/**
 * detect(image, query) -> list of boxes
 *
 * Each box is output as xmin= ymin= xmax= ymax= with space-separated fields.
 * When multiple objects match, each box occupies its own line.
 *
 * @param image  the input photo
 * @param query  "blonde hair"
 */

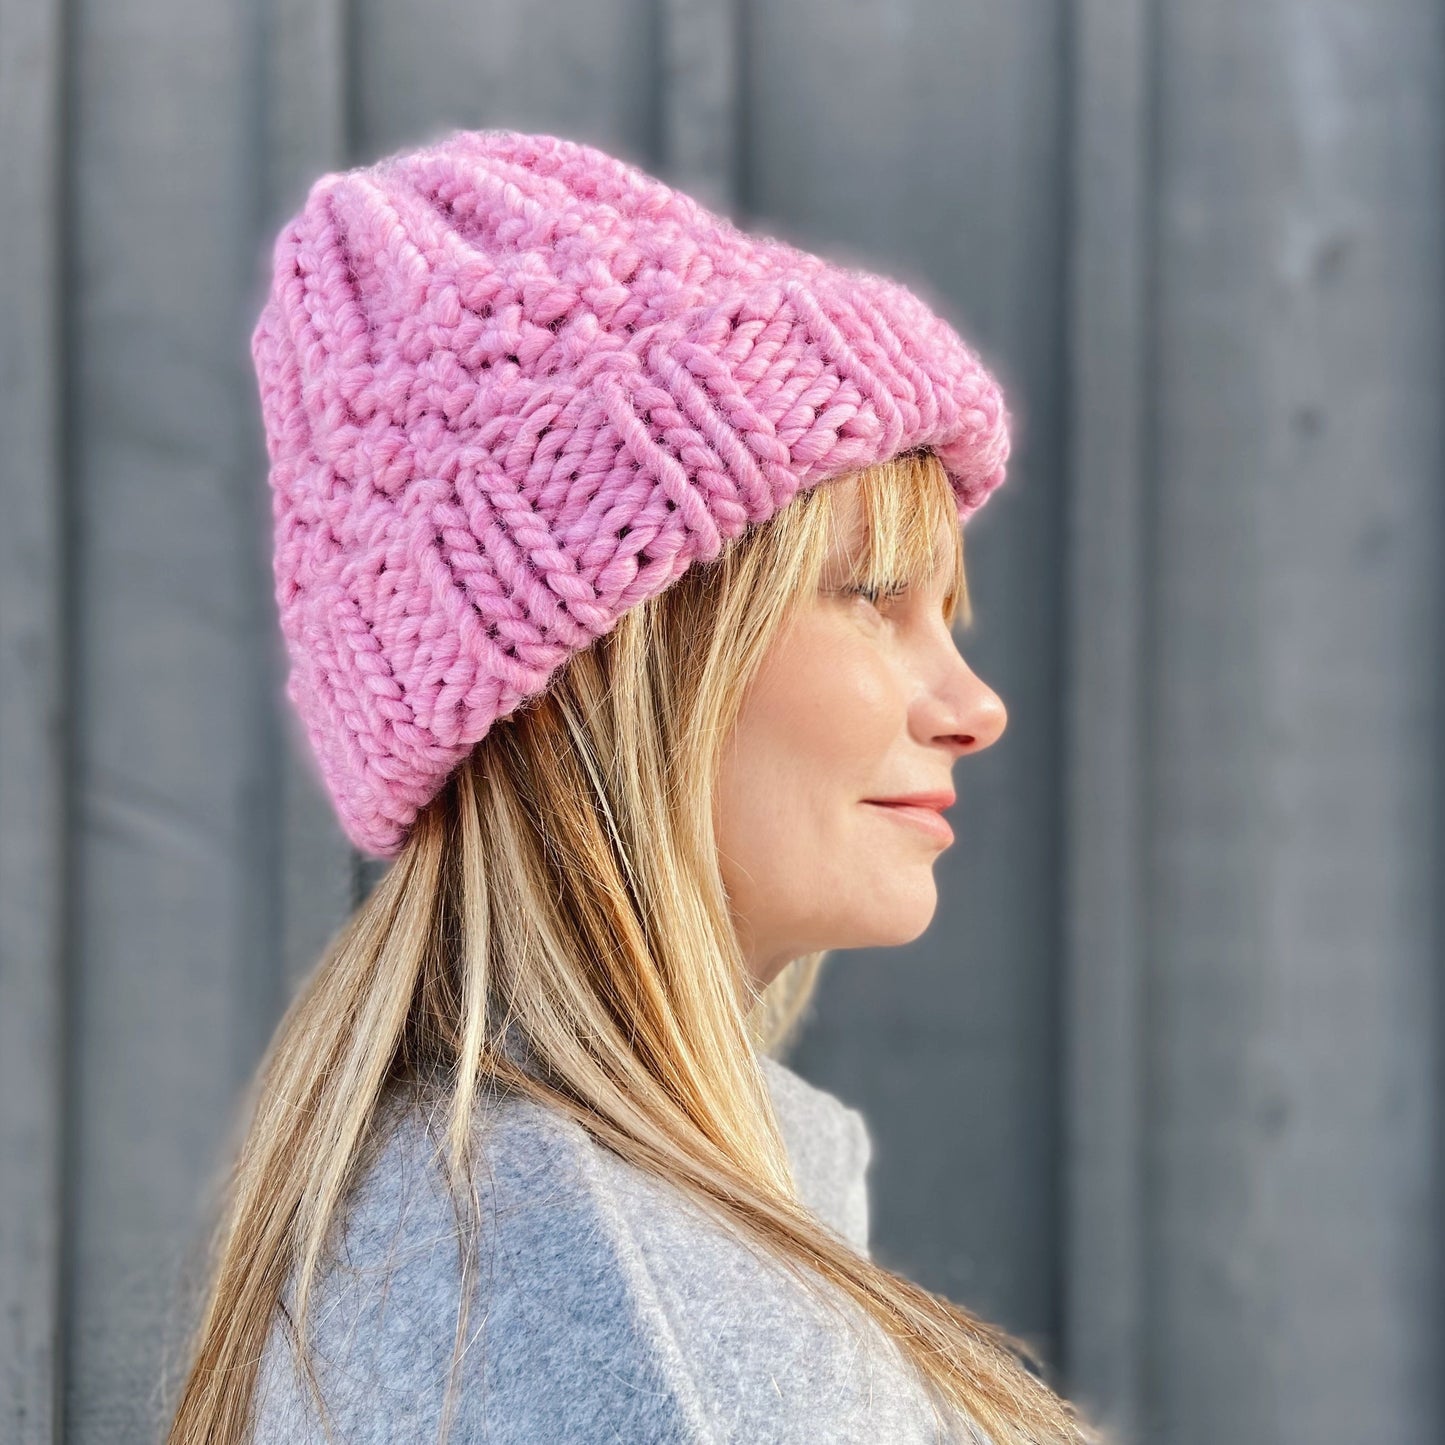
xmin=166 ymin=448 xmax=1106 ymax=1445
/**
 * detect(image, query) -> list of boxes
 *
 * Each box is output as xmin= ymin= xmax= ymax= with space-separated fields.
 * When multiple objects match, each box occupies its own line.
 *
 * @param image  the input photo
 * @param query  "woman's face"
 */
xmin=715 ymin=477 xmax=1008 ymax=993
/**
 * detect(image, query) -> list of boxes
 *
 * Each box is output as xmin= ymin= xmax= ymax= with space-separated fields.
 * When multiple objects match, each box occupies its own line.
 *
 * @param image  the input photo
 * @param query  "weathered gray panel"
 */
xmin=65 ymin=0 xmax=273 ymax=1436
xmin=0 ymin=2 xmax=68 ymax=1441
xmin=658 ymin=0 xmax=738 ymax=214
xmin=351 ymin=0 xmax=657 ymax=162
xmin=1063 ymin=0 xmax=1154 ymax=1439
xmin=1149 ymin=3 xmax=1444 ymax=1441
xmin=255 ymin=0 xmax=358 ymax=993
xmin=747 ymin=0 xmax=1070 ymax=1373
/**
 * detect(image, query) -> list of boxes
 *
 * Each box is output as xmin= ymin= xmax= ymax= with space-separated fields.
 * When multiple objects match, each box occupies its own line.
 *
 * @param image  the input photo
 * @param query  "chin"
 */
xmin=882 ymin=915 xmax=935 ymax=948
xmin=890 ymin=889 xmax=940 ymax=942
xmin=844 ymin=900 xmax=938 ymax=950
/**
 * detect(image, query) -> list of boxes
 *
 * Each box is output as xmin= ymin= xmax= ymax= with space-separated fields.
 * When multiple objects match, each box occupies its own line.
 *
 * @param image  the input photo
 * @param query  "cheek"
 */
xmin=717 ymin=622 xmax=898 ymax=863
xmin=774 ymin=622 xmax=897 ymax=767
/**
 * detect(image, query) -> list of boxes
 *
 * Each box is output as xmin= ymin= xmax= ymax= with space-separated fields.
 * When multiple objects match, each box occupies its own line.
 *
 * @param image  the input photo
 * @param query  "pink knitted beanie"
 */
xmin=251 ymin=127 xmax=1012 ymax=858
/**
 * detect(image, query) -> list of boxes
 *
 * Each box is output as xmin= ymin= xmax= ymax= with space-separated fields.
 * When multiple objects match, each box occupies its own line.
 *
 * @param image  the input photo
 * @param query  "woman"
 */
xmin=167 ymin=128 xmax=1105 ymax=1444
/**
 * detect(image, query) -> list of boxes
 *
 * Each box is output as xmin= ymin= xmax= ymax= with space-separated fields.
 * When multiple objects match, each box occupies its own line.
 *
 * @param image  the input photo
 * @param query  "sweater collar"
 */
xmin=491 ymin=1024 xmax=873 ymax=1255
xmin=758 ymin=1053 xmax=873 ymax=1256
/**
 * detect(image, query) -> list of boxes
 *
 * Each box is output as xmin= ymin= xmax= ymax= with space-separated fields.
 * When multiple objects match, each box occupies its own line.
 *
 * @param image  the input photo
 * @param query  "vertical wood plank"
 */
xmin=658 ymin=0 xmax=738 ymax=214
xmin=64 ymin=0 xmax=271 ymax=1435
xmin=1062 ymin=0 xmax=1155 ymax=1438
xmin=350 ymin=0 xmax=655 ymax=164
xmin=1150 ymin=3 xmax=1444 ymax=1439
xmin=255 ymin=0 xmax=359 ymax=995
xmin=0 ymin=1 xmax=68 ymax=1441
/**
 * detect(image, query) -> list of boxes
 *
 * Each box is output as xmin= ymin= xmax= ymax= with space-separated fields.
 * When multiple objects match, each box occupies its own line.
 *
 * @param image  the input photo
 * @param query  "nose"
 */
xmin=929 ymin=647 xmax=1007 ymax=756
xmin=954 ymin=678 xmax=1007 ymax=752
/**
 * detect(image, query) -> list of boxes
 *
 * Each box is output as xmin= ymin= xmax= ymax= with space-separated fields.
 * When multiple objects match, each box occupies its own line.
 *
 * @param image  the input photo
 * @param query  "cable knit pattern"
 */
xmin=251 ymin=127 xmax=1012 ymax=857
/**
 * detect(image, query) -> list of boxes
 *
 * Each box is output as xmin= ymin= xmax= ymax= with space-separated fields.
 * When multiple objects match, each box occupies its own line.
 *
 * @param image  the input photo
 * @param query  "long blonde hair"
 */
xmin=166 ymin=447 xmax=1105 ymax=1445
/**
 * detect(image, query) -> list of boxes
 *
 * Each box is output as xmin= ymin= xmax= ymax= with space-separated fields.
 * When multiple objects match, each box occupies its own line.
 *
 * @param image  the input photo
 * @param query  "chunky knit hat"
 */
xmin=251 ymin=127 xmax=1012 ymax=858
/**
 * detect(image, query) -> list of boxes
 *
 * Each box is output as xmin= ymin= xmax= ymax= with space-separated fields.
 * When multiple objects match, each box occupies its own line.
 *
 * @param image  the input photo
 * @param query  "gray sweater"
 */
xmin=251 ymin=1053 xmax=989 ymax=1443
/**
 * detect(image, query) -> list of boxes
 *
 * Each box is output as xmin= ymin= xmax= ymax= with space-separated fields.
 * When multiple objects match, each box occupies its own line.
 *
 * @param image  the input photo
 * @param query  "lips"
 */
xmin=862 ymin=791 xmax=956 ymax=811
xmin=862 ymin=798 xmax=955 ymax=844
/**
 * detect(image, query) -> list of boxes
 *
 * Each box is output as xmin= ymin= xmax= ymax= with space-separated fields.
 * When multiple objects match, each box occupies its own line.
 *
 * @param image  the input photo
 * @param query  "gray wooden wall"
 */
xmin=2 ymin=2 xmax=1440 ymax=1442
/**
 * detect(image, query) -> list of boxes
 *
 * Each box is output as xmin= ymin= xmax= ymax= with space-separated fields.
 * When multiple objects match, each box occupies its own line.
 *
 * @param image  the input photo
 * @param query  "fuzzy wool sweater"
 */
xmin=250 ymin=1050 xmax=990 ymax=1443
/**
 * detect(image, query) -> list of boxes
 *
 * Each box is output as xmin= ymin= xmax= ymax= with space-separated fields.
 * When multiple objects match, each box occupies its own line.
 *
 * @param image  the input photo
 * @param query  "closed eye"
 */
xmin=847 ymin=581 xmax=908 ymax=607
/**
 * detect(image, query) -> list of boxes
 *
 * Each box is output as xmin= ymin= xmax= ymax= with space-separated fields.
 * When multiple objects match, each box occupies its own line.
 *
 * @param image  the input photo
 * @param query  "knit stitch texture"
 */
xmin=251 ymin=127 xmax=1012 ymax=856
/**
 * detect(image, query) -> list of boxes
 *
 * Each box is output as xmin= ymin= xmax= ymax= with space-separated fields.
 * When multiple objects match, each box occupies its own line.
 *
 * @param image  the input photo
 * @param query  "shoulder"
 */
xmin=582 ymin=1108 xmax=951 ymax=1443
xmin=253 ymin=1078 xmax=948 ymax=1444
xmin=253 ymin=1086 xmax=700 ymax=1442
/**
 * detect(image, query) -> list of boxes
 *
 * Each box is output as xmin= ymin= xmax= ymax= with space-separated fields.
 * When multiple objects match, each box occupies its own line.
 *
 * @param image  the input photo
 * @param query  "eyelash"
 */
xmin=847 ymin=581 xmax=908 ymax=607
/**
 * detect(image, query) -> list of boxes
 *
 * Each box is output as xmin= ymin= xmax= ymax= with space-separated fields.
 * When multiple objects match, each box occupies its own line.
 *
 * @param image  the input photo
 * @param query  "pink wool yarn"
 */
xmin=251 ymin=127 xmax=1012 ymax=858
